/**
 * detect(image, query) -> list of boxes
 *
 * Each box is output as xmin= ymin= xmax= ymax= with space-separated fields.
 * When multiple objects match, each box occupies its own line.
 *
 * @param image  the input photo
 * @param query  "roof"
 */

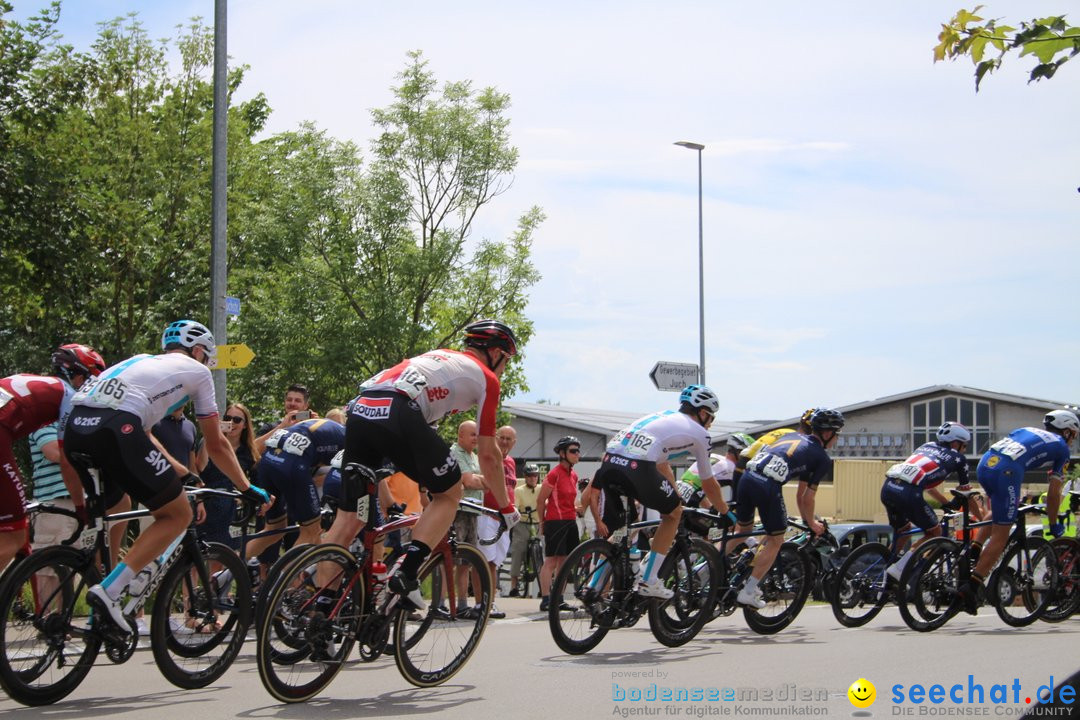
xmin=503 ymin=401 xmax=759 ymax=445
xmin=745 ymin=384 xmax=1072 ymax=434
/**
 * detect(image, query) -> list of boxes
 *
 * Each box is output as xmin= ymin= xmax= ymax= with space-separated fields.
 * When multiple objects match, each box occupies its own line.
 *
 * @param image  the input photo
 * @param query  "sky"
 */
xmin=15 ymin=1 xmax=1080 ymax=421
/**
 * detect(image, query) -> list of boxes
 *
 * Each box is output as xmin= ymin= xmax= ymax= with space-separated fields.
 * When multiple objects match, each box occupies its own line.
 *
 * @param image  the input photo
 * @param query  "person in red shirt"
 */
xmin=0 ymin=344 xmax=105 ymax=569
xmin=537 ymin=435 xmax=582 ymax=612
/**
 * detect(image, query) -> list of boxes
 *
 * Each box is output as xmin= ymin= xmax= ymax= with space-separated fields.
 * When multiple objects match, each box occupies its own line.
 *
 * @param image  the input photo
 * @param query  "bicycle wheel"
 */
xmin=0 ymin=546 xmax=100 ymax=706
xmin=743 ymin=543 xmax=811 ymax=635
xmin=897 ymin=537 xmax=960 ymax=632
xmin=256 ymin=544 xmax=363 ymax=703
xmin=991 ymin=536 xmax=1058 ymax=627
xmin=548 ymin=538 xmax=618 ymax=655
xmin=394 ymin=542 xmax=491 ymax=687
xmin=527 ymin=539 xmax=544 ymax=598
xmin=1042 ymin=538 xmax=1080 ymax=623
xmin=254 ymin=542 xmax=314 ymax=640
xmin=831 ymin=543 xmax=890 ymax=628
xmin=151 ymin=542 xmax=251 ymax=689
xmin=648 ymin=538 xmax=719 ymax=647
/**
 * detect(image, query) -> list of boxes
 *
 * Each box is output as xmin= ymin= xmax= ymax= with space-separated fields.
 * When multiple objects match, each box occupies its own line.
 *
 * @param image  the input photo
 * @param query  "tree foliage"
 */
xmin=935 ymin=6 xmax=1080 ymax=90
xmin=0 ymin=4 xmax=541 ymax=425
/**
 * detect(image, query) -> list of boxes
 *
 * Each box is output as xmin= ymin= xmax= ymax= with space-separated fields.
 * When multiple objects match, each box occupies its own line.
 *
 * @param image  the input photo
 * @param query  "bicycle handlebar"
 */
xmin=185 ymin=486 xmax=260 ymax=526
xmin=458 ymin=498 xmax=508 ymax=546
xmin=23 ymin=501 xmax=85 ymax=547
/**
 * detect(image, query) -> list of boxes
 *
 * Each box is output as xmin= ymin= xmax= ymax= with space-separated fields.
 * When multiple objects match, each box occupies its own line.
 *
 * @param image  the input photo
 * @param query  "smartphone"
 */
xmin=294 ymin=410 xmax=311 ymax=421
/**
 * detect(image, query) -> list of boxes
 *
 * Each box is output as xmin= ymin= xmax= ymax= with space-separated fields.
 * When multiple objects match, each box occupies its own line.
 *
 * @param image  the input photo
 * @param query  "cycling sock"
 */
xmin=639 ymin=551 xmax=666 ymax=583
xmin=970 ymin=571 xmax=985 ymax=587
xmin=743 ymin=575 xmax=760 ymax=594
xmin=399 ymin=540 xmax=432 ymax=579
xmin=102 ymin=563 xmax=135 ymax=600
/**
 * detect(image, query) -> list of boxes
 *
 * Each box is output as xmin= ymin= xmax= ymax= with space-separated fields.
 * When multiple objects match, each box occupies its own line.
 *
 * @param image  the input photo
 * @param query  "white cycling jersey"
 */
xmin=606 ymin=410 xmax=714 ymax=478
xmin=71 ymin=352 xmax=218 ymax=428
xmin=359 ymin=349 xmax=501 ymax=434
xmin=687 ymin=456 xmax=734 ymax=483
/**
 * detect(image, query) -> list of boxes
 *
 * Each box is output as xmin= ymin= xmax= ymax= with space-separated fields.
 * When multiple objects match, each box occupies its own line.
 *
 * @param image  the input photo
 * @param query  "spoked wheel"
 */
xmin=256 ymin=544 xmax=363 ymax=703
xmin=1042 ymin=538 xmax=1080 ymax=623
xmin=527 ymin=539 xmax=545 ymax=598
xmin=831 ymin=543 xmax=890 ymax=628
xmin=743 ymin=543 xmax=811 ymax=635
xmin=0 ymin=547 xmax=100 ymax=706
xmin=548 ymin=539 xmax=619 ymax=655
xmin=394 ymin=542 xmax=491 ymax=687
xmin=991 ymin=536 xmax=1058 ymax=627
xmin=897 ymin=537 xmax=960 ymax=632
xmin=648 ymin=538 xmax=719 ymax=647
xmin=151 ymin=542 xmax=252 ymax=689
xmin=254 ymin=543 xmax=315 ymax=639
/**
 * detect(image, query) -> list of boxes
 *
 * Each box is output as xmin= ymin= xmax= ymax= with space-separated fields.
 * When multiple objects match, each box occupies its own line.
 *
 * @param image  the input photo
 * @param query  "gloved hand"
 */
xmin=1049 ymin=522 xmax=1066 ymax=538
xmin=718 ymin=511 xmax=738 ymax=529
xmin=179 ymin=472 xmax=203 ymax=487
xmin=941 ymin=498 xmax=963 ymax=512
xmin=242 ymin=485 xmax=271 ymax=506
xmin=500 ymin=504 xmax=521 ymax=530
xmin=387 ymin=502 xmax=407 ymax=517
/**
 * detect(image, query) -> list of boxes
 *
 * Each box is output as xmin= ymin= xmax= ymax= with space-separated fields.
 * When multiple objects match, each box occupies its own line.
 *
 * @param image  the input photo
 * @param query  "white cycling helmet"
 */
xmin=679 ymin=384 xmax=720 ymax=413
xmin=1044 ymin=409 xmax=1080 ymax=434
xmin=936 ymin=421 xmax=971 ymax=444
xmin=162 ymin=319 xmax=217 ymax=365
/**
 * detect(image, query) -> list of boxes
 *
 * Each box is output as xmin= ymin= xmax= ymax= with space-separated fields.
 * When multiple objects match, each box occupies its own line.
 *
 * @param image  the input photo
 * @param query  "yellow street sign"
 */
xmin=214 ymin=343 xmax=255 ymax=370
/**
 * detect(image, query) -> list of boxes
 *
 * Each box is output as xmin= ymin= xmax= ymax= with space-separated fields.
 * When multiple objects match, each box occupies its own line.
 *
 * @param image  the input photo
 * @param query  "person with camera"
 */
xmin=254 ymin=383 xmax=318 ymax=455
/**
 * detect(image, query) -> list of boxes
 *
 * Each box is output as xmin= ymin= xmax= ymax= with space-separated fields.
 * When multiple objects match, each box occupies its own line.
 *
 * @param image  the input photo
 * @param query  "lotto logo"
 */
xmin=425 ymin=386 xmax=450 ymax=402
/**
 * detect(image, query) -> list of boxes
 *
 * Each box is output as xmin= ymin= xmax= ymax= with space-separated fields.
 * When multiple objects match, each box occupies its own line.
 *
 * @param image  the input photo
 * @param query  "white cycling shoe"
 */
xmin=635 ymin=578 xmax=674 ymax=600
xmin=736 ymin=586 xmax=766 ymax=609
xmin=87 ymin=584 xmax=133 ymax=633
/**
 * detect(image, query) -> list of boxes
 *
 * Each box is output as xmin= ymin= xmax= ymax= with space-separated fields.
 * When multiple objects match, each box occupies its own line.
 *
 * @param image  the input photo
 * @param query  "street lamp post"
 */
xmin=675 ymin=140 xmax=705 ymax=385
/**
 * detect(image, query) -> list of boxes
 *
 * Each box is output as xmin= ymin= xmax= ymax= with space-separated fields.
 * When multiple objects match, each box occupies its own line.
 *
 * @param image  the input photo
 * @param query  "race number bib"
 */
xmin=749 ymin=453 xmax=789 ymax=483
xmin=74 ymin=375 xmax=129 ymax=409
xmin=392 ymin=367 xmax=428 ymax=400
xmin=676 ymin=481 xmax=697 ymax=504
xmin=886 ymin=462 xmax=923 ymax=483
xmin=281 ymin=433 xmax=311 ymax=456
xmin=990 ymin=438 xmax=1026 ymax=460
xmin=355 ymin=494 xmax=370 ymax=521
xmin=612 ymin=428 xmax=655 ymax=458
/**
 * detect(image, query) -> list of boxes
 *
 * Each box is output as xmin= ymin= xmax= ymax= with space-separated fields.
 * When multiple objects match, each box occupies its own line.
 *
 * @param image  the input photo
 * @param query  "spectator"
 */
xmin=324 ymin=407 xmax=346 ymax=424
xmin=198 ymin=402 xmax=261 ymax=550
xmin=508 ymin=463 xmax=541 ymax=596
xmin=254 ymin=383 xmax=317 ymax=455
xmin=477 ymin=425 xmax=518 ymax=618
xmin=151 ymin=408 xmax=205 ymax=526
xmin=450 ymin=420 xmax=484 ymax=618
xmin=537 ymin=436 xmax=582 ymax=612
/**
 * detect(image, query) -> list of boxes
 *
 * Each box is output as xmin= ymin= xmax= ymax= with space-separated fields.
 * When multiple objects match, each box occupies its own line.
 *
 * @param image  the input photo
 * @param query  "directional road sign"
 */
xmin=649 ymin=361 xmax=700 ymax=391
xmin=214 ymin=343 xmax=255 ymax=370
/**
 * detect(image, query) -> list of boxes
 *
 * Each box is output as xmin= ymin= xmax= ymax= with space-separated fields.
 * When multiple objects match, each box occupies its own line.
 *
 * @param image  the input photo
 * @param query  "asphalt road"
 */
xmin=2 ymin=599 xmax=1077 ymax=719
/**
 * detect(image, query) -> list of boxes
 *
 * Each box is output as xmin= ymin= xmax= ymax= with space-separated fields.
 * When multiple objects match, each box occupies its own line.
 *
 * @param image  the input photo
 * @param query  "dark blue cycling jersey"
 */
xmin=263 ymin=418 xmax=345 ymax=466
xmin=743 ymin=433 xmax=832 ymax=488
xmin=884 ymin=441 xmax=969 ymax=490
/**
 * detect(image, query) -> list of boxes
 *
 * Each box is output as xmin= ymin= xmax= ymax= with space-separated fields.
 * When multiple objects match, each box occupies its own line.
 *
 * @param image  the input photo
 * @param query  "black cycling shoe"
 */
xmin=959 ymin=580 xmax=984 ymax=615
xmin=388 ymin=573 xmax=427 ymax=612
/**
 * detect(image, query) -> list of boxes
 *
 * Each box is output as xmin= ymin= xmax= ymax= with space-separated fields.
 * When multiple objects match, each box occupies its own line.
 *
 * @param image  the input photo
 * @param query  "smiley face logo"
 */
xmin=848 ymin=678 xmax=876 ymax=708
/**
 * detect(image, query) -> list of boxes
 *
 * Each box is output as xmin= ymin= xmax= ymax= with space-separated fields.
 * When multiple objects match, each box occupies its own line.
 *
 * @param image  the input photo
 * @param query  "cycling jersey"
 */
xmin=1 ymin=374 xmax=74 ymax=531
xmin=677 ymin=456 xmax=734 ymax=507
xmin=605 ymin=411 xmax=713 ymax=474
xmin=884 ymin=441 xmax=969 ymax=489
xmin=359 ymin=349 xmax=501 ymax=434
xmin=743 ymin=433 xmax=833 ymax=488
xmin=71 ymin=353 xmax=218 ymax=428
xmin=259 ymin=419 xmax=346 ymax=524
xmin=977 ymin=427 xmax=1072 ymax=525
xmin=264 ymin=418 xmax=345 ymax=467
xmin=739 ymin=428 xmax=795 ymax=461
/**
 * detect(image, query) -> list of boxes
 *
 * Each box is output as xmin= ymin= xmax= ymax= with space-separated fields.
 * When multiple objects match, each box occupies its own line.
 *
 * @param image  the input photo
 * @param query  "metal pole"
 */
xmin=675 ymin=141 xmax=706 ymax=385
xmin=210 ymin=0 xmax=228 ymax=411
xmin=696 ymin=148 xmax=705 ymax=385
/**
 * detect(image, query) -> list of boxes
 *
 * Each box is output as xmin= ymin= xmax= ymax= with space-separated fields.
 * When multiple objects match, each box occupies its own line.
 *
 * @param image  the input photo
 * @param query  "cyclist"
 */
xmin=64 ymin=320 xmax=270 ymax=631
xmin=733 ymin=408 xmax=843 ymax=608
xmin=0 ymin=344 xmax=105 ymax=570
xmin=881 ymin=421 xmax=972 ymax=580
xmin=960 ymin=409 xmax=1078 ymax=614
xmin=323 ymin=319 xmax=521 ymax=610
xmin=677 ymin=432 xmax=752 ymax=508
xmin=244 ymin=417 xmax=345 ymax=560
xmin=590 ymin=384 xmax=735 ymax=599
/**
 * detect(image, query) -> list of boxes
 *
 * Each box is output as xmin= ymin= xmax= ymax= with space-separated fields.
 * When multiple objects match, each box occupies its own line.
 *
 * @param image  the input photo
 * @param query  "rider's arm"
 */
xmin=927 ymin=486 xmax=950 ymax=507
xmin=700 ymin=475 xmax=729 ymax=515
xmin=656 ymin=461 xmax=678 ymax=494
xmin=796 ymin=480 xmax=823 ymax=534
xmin=1046 ymin=472 xmax=1064 ymax=526
xmin=476 ymin=434 xmax=510 ymax=509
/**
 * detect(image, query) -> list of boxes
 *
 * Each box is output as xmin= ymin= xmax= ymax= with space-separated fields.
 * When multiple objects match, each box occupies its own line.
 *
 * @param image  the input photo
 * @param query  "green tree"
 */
xmin=935 ymin=6 xmax=1080 ymax=90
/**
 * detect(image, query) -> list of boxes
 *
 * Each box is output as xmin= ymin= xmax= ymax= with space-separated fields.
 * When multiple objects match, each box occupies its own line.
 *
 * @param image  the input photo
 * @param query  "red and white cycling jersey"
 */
xmin=0 ymin=374 xmax=70 ymax=438
xmin=359 ymin=349 xmax=501 ymax=434
xmin=71 ymin=353 xmax=218 ymax=429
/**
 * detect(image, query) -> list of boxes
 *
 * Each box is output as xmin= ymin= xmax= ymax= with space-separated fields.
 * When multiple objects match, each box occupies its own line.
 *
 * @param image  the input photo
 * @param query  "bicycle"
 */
xmin=546 ymin=498 xmax=720 ymax=654
xmin=1041 ymin=490 xmax=1080 ymax=623
xmin=897 ymin=489 xmax=1058 ymax=631
xmin=510 ymin=507 xmax=543 ymax=598
xmin=0 ymin=456 xmax=257 ymax=706
xmin=829 ymin=511 xmax=960 ymax=628
xmin=255 ymin=463 xmax=507 ymax=703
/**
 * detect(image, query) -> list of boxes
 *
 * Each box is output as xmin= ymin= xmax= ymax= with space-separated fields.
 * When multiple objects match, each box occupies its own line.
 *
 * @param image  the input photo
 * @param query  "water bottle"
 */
xmin=628 ymin=548 xmax=643 ymax=579
xmin=127 ymin=560 xmax=159 ymax=597
xmin=372 ymin=561 xmax=389 ymax=601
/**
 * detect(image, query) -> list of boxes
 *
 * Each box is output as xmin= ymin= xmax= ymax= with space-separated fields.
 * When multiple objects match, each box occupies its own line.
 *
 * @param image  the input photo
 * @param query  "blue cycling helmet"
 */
xmin=679 ymin=384 xmax=720 ymax=413
xmin=162 ymin=320 xmax=216 ymax=365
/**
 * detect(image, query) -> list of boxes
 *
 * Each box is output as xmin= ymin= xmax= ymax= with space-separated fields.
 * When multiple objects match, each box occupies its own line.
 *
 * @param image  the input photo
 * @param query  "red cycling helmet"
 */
xmin=52 ymin=344 xmax=106 ymax=382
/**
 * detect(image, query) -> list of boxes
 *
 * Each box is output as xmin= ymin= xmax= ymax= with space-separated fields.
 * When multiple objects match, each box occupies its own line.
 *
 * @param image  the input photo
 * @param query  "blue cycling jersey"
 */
xmin=264 ymin=418 xmax=345 ymax=466
xmin=743 ymin=433 xmax=833 ymax=488
xmin=981 ymin=426 xmax=1070 ymax=476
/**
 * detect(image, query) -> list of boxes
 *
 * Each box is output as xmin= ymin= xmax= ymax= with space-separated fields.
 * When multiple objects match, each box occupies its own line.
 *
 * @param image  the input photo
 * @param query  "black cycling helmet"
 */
xmin=463 ymin=319 xmax=518 ymax=356
xmin=809 ymin=408 xmax=845 ymax=432
xmin=553 ymin=435 xmax=581 ymax=453
xmin=800 ymin=408 xmax=820 ymax=428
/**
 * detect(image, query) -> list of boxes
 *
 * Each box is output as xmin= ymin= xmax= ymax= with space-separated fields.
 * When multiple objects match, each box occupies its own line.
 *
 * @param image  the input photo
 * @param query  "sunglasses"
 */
xmin=567 ymin=448 xmax=581 ymax=454
xmin=222 ymin=414 xmax=246 ymax=424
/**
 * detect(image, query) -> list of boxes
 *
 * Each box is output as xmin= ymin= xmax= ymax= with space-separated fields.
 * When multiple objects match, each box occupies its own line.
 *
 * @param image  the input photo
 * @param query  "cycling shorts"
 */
xmin=257 ymin=452 xmax=321 ymax=524
xmin=0 ymin=424 xmax=29 ymax=532
xmin=592 ymin=455 xmax=679 ymax=516
xmin=734 ymin=471 xmax=787 ymax=535
xmin=880 ymin=478 xmax=938 ymax=531
xmin=64 ymin=408 xmax=181 ymax=512
xmin=341 ymin=392 xmax=461 ymax=510
xmin=976 ymin=452 xmax=1022 ymax=525
xmin=543 ymin=518 xmax=580 ymax=557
